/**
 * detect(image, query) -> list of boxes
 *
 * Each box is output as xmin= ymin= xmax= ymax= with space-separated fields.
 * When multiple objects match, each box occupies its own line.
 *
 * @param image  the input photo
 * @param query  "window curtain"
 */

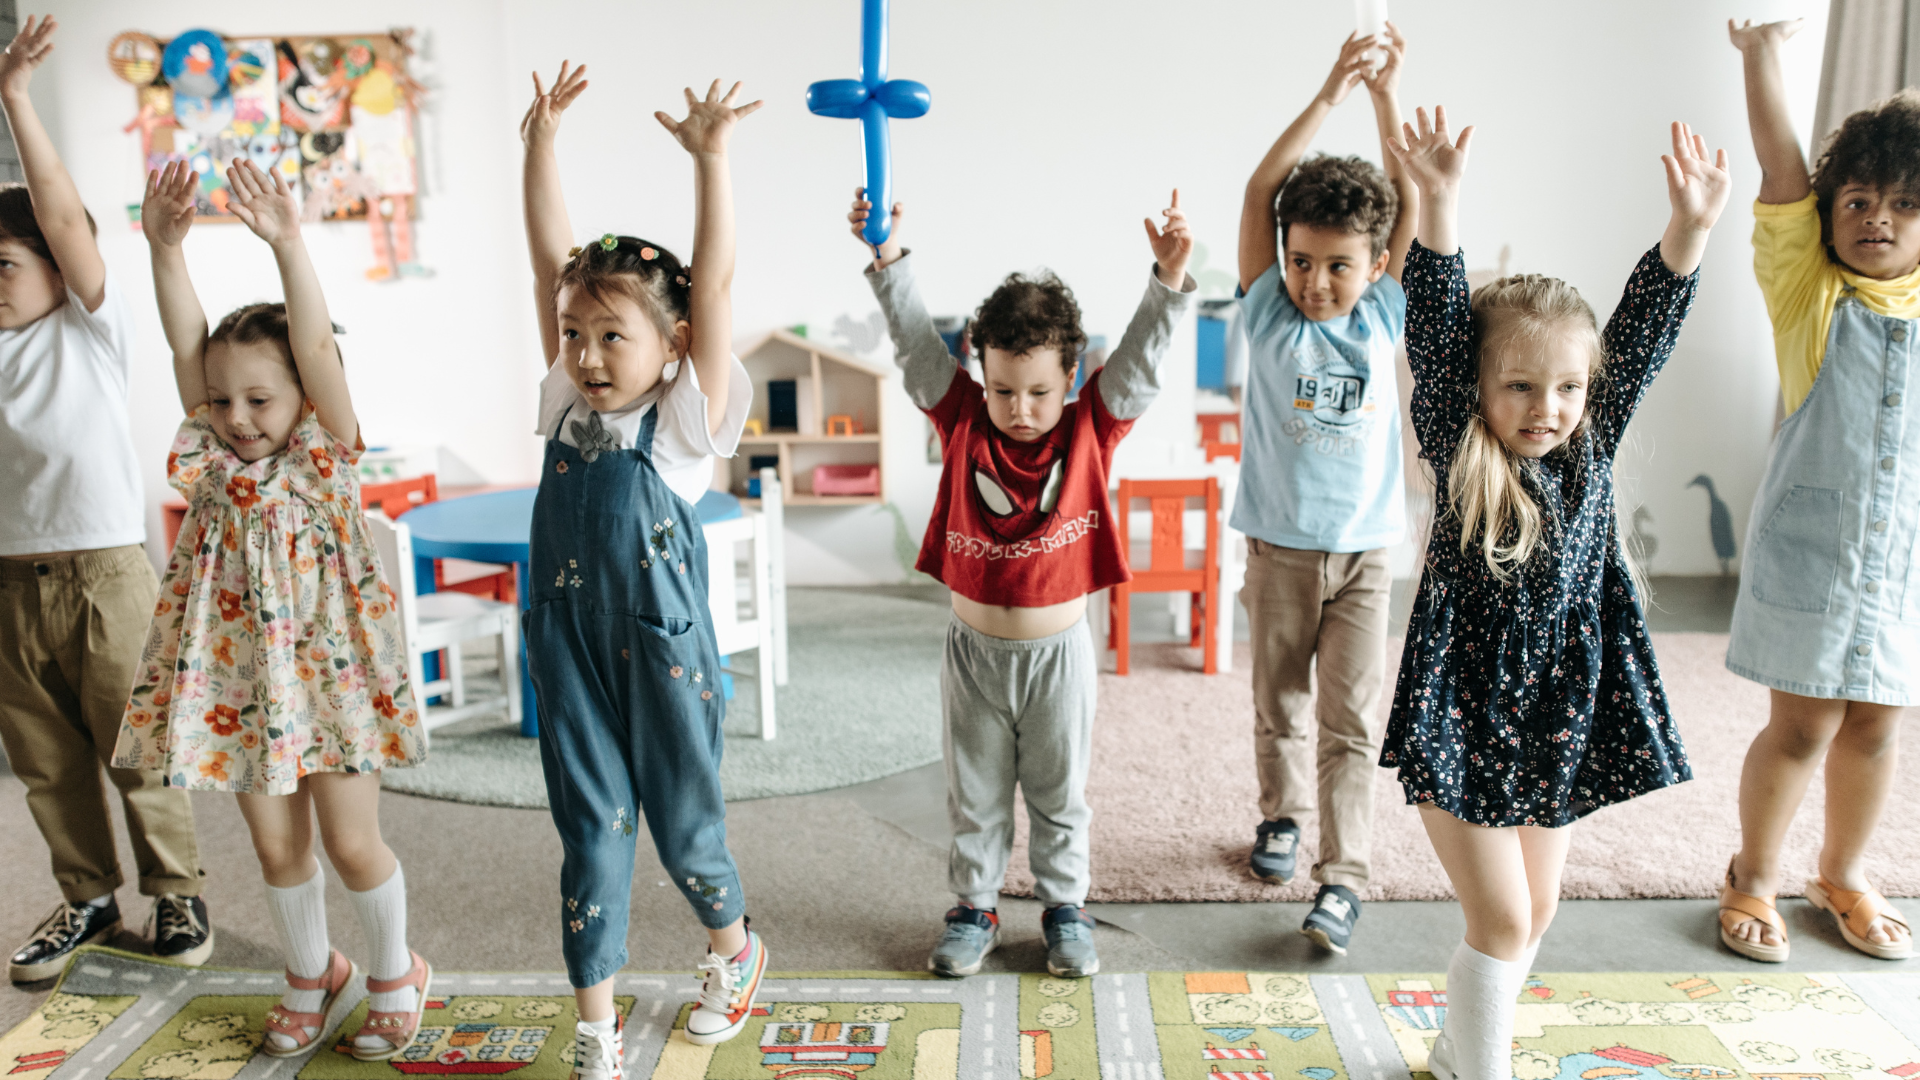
xmin=1813 ymin=0 xmax=1919 ymax=145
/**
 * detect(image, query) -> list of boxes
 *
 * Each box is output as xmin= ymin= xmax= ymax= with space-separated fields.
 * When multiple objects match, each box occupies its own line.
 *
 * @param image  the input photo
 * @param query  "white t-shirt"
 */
xmin=534 ymin=356 xmax=751 ymax=507
xmin=0 ymin=276 xmax=143 ymax=556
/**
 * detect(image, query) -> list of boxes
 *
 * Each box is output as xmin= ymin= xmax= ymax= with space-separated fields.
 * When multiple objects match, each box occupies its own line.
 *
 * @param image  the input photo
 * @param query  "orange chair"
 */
xmin=1108 ymin=477 xmax=1220 ymax=675
xmin=1197 ymin=411 xmax=1242 ymax=465
xmin=362 ymin=475 xmax=517 ymax=604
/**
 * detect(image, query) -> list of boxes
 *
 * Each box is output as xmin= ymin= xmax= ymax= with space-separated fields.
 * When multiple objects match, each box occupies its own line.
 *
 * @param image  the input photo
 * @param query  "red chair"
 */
xmin=1108 ymin=477 xmax=1220 ymax=675
xmin=362 ymin=475 xmax=517 ymax=603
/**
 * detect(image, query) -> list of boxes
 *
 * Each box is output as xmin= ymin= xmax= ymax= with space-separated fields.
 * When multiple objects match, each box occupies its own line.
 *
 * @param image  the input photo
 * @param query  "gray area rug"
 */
xmin=381 ymin=587 xmax=947 ymax=807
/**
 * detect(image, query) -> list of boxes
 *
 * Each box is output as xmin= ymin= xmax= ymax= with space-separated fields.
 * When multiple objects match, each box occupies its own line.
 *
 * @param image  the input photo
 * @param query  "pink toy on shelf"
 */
xmin=811 ymin=464 xmax=880 ymax=497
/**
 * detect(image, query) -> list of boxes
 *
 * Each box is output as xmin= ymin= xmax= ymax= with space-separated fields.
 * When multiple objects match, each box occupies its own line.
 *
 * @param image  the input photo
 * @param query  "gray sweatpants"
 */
xmin=942 ymin=613 xmax=1097 ymax=910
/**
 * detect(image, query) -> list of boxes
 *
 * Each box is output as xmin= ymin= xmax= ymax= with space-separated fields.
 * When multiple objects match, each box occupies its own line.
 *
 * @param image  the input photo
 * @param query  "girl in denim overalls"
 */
xmin=1718 ymin=23 xmax=1920 ymax=966
xmin=520 ymin=65 xmax=766 ymax=1073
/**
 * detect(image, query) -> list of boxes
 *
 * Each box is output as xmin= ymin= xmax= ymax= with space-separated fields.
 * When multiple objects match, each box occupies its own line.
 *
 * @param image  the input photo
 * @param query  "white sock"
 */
xmin=264 ymin=866 xmax=331 ymax=1050
xmin=84 ymin=894 xmax=114 ymax=909
xmin=1433 ymin=942 xmax=1530 ymax=1080
xmin=349 ymin=862 xmax=415 ymax=1050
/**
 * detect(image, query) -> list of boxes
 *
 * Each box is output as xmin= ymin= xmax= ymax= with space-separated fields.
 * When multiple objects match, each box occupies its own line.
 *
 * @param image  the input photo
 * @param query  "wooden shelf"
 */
xmin=740 ymin=433 xmax=881 ymax=444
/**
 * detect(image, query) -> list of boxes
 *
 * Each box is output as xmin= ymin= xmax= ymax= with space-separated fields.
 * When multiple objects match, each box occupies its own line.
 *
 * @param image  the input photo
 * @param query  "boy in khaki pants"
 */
xmin=1234 ymin=26 xmax=1416 ymax=953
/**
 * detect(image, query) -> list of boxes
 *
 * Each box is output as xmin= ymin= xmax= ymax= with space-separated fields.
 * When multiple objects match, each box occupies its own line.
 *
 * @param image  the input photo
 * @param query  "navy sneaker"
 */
xmin=1300 ymin=884 xmax=1361 ymax=955
xmin=1041 ymin=905 xmax=1099 ymax=978
xmin=150 ymin=895 xmax=214 ymax=967
xmin=928 ymin=906 xmax=998 ymax=978
xmin=11 ymin=899 xmax=121 ymax=982
xmin=1250 ymin=818 xmax=1301 ymax=884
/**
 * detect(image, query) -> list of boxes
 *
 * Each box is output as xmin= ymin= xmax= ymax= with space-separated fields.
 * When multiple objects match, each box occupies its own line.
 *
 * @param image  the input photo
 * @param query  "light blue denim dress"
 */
xmin=1727 ymin=295 xmax=1920 ymax=705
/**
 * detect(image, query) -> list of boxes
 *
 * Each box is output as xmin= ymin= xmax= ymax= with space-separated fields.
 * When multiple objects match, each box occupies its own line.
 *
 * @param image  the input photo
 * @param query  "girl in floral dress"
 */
xmin=1378 ymin=109 xmax=1731 ymax=1080
xmin=112 ymin=160 xmax=429 ymax=1061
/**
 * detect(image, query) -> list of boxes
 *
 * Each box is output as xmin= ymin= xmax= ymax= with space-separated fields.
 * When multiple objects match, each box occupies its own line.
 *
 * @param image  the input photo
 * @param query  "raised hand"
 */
xmin=1144 ymin=189 xmax=1193 ymax=286
xmin=0 ymin=15 xmax=55 ymax=102
xmin=1388 ymin=106 xmax=1475 ymax=194
xmin=1664 ymin=121 xmax=1733 ymax=234
xmin=850 ymin=187 xmax=904 ymax=267
xmin=521 ymin=61 xmax=589 ymax=147
xmin=225 ymin=159 xmax=301 ymax=247
xmin=656 ymin=79 xmax=763 ymax=157
xmin=1318 ymin=32 xmax=1378 ymax=108
xmin=1728 ymin=18 xmax=1802 ymax=53
xmin=1362 ymin=21 xmax=1406 ymax=96
xmin=142 ymin=161 xmax=199 ymax=248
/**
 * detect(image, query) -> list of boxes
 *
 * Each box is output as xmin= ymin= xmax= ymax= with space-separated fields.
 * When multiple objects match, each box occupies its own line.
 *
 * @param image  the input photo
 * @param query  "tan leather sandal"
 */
xmin=1719 ymin=857 xmax=1789 ymax=962
xmin=262 ymin=949 xmax=357 ymax=1058
xmin=1806 ymin=876 xmax=1913 ymax=960
xmin=350 ymin=950 xmax=433 ymax=1061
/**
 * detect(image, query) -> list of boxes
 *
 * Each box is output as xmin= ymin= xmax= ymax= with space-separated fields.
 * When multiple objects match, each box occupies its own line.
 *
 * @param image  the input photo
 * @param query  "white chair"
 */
xmin=703 ymin=468 xmax=786 ymax=739
xmin=364 ymin=511 xmax=523 ymax=732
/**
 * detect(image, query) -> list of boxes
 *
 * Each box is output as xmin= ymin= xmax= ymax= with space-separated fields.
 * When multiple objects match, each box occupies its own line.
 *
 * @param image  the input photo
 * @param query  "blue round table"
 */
xmin=402 ymin=487 xmax=743 ymax=736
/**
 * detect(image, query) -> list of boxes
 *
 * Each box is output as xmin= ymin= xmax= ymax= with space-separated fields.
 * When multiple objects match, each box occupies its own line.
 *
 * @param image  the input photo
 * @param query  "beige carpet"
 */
xmin=1005 ymin=633 xmax=1920 ymax=903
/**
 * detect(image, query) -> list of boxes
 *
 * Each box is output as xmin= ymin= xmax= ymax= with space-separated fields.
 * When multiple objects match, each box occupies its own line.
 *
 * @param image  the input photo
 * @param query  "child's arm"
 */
xmin=225 ymin=160 xmax=356 ymax=448
xmin=1658 ymin=121 xmax=1732 ymax=275
xmin=520 ymin=62 xmax=589 ymax=369
xmin=1364 ymin=23 xmax=1418 ymax=281
xmin=142 ymin=162 xmax=210 ymax=413
xmin=852 ymin=195 xmax=963 ymax=412
xmin=1387 ymin=106 xmax=1473 ymax=257
xmin=0 ymin=16 xmax=103 ymax=311
xmin=1385 ymin=106 xmax=1478 ymax=459
xmin=655 ymin=79 xmax=762 ymax=434
xmin=1238 ymin=32 xmax=1377 ymax=293
xmin=1099 ymin=192 xmax=1199 ymax=422
xmin=1728 ymin=19 xmax=1810 ymax=205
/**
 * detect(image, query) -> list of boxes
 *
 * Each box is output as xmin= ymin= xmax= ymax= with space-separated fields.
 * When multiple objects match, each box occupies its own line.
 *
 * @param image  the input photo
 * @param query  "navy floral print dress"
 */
xmin=1379 ymin=241 xmax=1697 ymax=827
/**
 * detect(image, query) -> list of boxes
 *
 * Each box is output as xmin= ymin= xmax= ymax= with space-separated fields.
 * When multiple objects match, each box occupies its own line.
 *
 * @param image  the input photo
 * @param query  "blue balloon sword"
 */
xmin=806 ymin=0 xmax=931 ymax=246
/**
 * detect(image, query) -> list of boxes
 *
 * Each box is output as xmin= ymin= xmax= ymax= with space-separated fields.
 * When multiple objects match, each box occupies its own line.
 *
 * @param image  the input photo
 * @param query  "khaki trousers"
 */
xmin=1241 ymin=540 xmax=1390 ymax=890
xmin=0 ymin=547 xmax=203 ymax=902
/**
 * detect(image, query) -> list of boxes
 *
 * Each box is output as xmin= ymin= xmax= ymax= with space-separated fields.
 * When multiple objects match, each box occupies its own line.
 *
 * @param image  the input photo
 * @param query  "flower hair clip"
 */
xmin=675 ymin=267 xmax=689 ymax=287
xmin=567 ymin=246 xmax=583 ymax=258
xmin=598 ymin=233 xmax=619 ymax=253
xmin=640 ymin=246 xmax=658 ymax=261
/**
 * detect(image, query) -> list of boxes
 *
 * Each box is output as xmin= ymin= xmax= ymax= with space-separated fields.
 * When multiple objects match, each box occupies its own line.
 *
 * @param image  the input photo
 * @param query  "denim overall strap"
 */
xmin=523 ymin=397 xmax=743 ymax=988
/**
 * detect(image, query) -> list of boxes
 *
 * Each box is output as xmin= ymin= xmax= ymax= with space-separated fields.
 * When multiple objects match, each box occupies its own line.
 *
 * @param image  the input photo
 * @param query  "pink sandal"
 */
xmin=262 ymin=949 xmax=357 ymax=1058
xmin=350 ymin=950 xmax=433 ymax=1061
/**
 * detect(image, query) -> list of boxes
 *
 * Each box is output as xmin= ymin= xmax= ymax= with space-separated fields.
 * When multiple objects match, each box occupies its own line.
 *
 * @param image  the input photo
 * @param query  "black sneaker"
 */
xmin=1250 ymin=818 xmax=1301 ymax=884
xmin=150 ymin=895 xmax=214 ymax=967
xmin=10 ymin=899 xmax=121 ymax=982
xmin=1300 ymin=884 xmax=1361 ymax=955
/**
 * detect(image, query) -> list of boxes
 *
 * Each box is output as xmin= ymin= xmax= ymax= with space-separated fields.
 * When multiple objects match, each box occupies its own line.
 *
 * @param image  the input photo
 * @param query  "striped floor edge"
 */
xmin=6 ymin=947 xmax=1920 ymax=1080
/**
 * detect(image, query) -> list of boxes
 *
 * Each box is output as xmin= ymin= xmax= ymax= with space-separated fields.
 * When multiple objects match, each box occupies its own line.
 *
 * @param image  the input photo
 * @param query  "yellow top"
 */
xmin=1753 ymin=194 xmax=1920 ymax=414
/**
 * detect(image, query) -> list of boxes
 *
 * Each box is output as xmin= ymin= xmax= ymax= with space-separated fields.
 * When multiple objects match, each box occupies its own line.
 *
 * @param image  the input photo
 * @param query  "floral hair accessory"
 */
xmin=598 ymin=233 xmax=618 ymax=252
xmin=640 ymin=246 xmax=657 ymax=261
xmin=567 ymin=246 xmax=582 ymax=258
xmin=674 ymin=273 xmax=689 ymax=287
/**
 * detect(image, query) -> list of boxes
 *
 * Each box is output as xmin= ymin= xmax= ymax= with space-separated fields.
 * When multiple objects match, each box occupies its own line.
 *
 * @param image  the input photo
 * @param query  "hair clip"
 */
xmin=640 ymin=246 xmax=657 ymax=261
xmin=599 ymin=234 xmax=619 ymax=252
xmin=567 ymin=246 xmax=582 ymax=258
xmin=674 ymin=274 xmax=688 ymax=287
xmin=330 ymin=321 xmax=346 ymax=335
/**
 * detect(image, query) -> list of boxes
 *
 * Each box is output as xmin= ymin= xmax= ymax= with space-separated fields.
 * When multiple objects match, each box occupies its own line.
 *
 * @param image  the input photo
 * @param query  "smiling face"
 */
xmin=0 ymin=237 xmax=66 ymax=329
xmin=1828 ymin=182 xmax=1920 ymax=280
xmin=1282 ymin=223 xmax=1387 ymax=322
xmin=204 ymin=339 xmax=305 ymax=462
xmin=557 ymin=282 xmax=686 ymax=413
xmin=982 ymin=346 xmax=1072 ymax=442
xmin=1477 ymin=324 xmax=1599 ymax=459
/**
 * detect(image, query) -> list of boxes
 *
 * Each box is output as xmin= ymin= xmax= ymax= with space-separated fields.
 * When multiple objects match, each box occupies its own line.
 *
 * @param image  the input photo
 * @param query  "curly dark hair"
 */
xmin=970 ymin=270 xmax=1086 ymax=376
xmin=1812 ymin=89 xmax=1920 ymax=226
xmin=0 ymin=183 xmax=96 ymax=270
xmin=1274 ymin=154 xmax=1397 ymax=258
xmin=553 ymin=234 xmax=692 ymax=343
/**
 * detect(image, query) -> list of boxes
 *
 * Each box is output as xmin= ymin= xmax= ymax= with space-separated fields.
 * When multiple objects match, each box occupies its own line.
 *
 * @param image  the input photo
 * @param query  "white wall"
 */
xmin=39 ymin=0 xmax=1826 ymax=580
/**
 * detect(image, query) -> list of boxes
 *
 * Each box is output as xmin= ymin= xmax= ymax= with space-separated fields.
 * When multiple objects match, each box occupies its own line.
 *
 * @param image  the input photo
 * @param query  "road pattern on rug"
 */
xmin=10 ymin=949 xmax=1920 ymax=1080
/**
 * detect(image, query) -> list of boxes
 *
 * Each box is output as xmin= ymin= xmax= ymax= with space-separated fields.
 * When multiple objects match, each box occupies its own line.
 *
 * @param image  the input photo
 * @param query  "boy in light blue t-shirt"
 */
xmin=1233 ymin=25 xmax=1416 ymax=954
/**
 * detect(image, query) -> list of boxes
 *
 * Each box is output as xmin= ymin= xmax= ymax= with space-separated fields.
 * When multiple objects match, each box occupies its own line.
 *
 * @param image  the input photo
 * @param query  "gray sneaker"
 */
xmin=1041 ymin=906 xmax=1099 ymax=978
xmin=927 ymin=906 xmax=998 ymax=978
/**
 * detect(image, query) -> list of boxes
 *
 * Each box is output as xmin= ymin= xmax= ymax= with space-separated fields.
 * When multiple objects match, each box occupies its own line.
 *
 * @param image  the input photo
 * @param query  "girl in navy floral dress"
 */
xmin=1380 ymin=108 xmax=1731 ymax=1080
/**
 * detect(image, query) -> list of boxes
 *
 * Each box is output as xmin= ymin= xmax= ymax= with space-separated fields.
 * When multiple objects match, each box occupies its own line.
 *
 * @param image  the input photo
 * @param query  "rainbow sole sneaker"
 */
xmin=685 ymin=931 xmax=767 ymax=1045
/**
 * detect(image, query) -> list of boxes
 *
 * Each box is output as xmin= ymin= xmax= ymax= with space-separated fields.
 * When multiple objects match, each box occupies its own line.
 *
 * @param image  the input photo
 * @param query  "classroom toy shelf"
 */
xmin=735 ymin=329 xmax=889 ymax=505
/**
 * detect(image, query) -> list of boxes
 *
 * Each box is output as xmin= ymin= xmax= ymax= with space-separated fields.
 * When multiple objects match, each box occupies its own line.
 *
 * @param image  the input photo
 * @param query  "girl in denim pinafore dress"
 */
xmin=1718 ymin=28 xmax=1920 ymax=968
xmin=519 ymin=65 xmax=768 ymax=1072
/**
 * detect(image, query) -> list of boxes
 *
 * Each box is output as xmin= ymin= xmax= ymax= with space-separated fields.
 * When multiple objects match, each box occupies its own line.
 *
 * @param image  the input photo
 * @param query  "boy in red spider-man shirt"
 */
xmin=849 ymin=187 xmax=1196 ymax=979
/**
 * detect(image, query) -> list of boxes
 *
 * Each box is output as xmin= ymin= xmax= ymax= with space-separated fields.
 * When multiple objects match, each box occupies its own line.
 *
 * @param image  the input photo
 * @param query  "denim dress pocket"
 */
xmin=1749 ymin=486 xmax=1845 ymax=613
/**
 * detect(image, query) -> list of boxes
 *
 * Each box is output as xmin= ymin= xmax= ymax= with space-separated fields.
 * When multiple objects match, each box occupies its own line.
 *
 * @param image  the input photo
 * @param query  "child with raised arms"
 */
xmin=849 ymin=187 xmax=1196 ymax=979
xmin=113 ymin=159 xmax=429 ymax=1060
xmin=1380 ymin=109 xmax=1729 ymax=1078
xmin=1717 ymin=18 xmax=1920 ymax=963
xmin=518 ymin=63 xmax=764 ymax=1074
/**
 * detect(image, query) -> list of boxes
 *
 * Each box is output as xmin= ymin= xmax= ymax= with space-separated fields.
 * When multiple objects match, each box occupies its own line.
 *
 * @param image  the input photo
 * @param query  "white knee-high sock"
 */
xmin=264 ymin=866 xmax=331 ymax=1049
xmin=1432 ymin=942 xmax=1529 ymax=1080
xmin=349 ymin=862 xmax=416 ymax=1050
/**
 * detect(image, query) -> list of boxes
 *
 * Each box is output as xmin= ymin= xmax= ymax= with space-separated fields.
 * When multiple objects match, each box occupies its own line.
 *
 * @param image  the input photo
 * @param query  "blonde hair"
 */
xmin=1448 ymin=274 xmax=1604 ymax=580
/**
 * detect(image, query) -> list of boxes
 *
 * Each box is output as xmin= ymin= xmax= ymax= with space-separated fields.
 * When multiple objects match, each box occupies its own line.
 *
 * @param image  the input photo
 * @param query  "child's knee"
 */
xmin=1838 ymin=710 xmax=1903 ymax=757
xmin=319 ymin=831 xmax=388 ymax=878
xmin=1530 ymin=895 xmax=1559 ymax=940
xmin=1770 ymin=715 xmax=1840 ymax=760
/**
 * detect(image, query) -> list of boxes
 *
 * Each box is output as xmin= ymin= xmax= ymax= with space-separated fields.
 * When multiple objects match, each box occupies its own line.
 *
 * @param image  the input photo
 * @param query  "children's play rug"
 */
xmin=12 ymin=949 xmax=1920 ymax=1080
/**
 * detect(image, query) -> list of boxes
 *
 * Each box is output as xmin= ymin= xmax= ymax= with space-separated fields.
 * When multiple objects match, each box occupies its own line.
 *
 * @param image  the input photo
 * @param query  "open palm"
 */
xmin=142 ymin=160 xmax=199 ymax=247
xmin=521 ymin=61 xmax=588 ymax=147
xmin=226 ymin=159 xmax=301 ymax=246
xmin=1664 ymin=121 xmax=1732 ymax=233
xmin=1389 ymin=106 xmax=1474 ymax=194
xmin=655 ymin=80 xmax=762 ymax=156
xmin=0 ymin=15 xmax=55 ymax=100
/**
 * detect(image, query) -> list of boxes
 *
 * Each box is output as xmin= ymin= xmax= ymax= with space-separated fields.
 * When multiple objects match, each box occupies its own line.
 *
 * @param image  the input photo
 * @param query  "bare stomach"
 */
xmin=949 ymin=591 xmax=1088 ymax=641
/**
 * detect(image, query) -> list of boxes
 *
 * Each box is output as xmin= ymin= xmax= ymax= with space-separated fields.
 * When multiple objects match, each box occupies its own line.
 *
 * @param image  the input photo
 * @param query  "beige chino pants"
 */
xmin=1241 ymin=540 xmax=1390 ymax=891
xmin=0 ymin=547 xmax=203 ymax=902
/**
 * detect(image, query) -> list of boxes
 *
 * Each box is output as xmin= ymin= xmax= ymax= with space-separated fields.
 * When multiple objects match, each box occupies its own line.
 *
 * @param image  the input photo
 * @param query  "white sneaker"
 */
xmin=1427 ymin=1030 xmax=1455 ymax=1080
xmin=571 ymin=1018 xmax=622 ymax=1080
xmin=684 ymin=932 xmax=766 ymax=1046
